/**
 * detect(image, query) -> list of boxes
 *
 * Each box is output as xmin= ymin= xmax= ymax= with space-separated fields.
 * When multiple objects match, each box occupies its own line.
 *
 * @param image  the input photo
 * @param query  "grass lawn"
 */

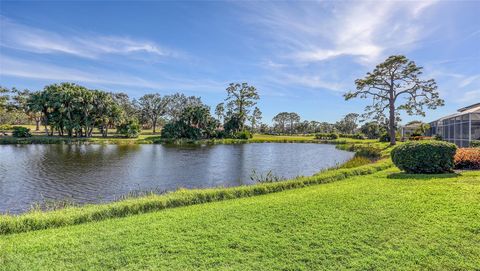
xmin=1 ymin=168 xmax=479 ymax=270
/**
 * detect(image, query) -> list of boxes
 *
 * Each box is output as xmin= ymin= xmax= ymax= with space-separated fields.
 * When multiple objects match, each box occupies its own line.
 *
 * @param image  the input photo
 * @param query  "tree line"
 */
xmin=0 ymin=55 xmax=444 ymax=143
xmin=0 ymin=82 xmax=262 ymax=139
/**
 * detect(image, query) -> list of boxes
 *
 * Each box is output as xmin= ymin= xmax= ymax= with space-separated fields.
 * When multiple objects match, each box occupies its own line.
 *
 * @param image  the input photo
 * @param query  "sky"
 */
xmin=1 ymin=0 xmax=479 ymax=124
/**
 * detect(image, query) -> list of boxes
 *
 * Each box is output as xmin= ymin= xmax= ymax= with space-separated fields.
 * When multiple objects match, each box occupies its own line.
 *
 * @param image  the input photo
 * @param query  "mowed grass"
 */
xmin=1 ymin=168 xmax=479 ymax=270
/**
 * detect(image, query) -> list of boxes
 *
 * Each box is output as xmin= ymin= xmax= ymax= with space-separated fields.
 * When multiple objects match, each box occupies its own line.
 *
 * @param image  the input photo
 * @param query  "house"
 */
xmin=400 ymin=122 xmax=423 ymax=139
xmin=428 ymin=103 xmax=480 ymax=147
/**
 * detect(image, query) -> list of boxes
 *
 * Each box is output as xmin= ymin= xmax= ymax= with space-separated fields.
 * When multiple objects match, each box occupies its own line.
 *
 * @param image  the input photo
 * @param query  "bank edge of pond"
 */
xmin=0 ymin=134 xmax=382 ymax=147
xmin=0 ymin=158 xmax=393 ymax=235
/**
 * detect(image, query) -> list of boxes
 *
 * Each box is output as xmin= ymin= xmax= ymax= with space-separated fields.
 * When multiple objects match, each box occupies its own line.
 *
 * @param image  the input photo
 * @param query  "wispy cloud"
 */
xmin=242 ymin=1 xmax=438 ymax=65
xmin=0 ymin=17 xmax=180 ymax=59
xmin=0 ymin=55 xmax=223 ymax=93
xmin=456 ymin=90 xmax=480 ymax=103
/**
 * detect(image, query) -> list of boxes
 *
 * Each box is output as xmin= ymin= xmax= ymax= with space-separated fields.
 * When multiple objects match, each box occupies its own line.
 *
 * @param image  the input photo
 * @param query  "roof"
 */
xmin=458 ymin=103 xmax=480 ymax=112
xmin=430 ymin=103 xmax=480 ymax=124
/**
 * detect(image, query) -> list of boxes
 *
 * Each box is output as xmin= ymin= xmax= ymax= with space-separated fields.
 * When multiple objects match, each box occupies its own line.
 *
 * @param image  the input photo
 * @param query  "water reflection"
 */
xmin=0 ymin=143 xmax=353 ymax=213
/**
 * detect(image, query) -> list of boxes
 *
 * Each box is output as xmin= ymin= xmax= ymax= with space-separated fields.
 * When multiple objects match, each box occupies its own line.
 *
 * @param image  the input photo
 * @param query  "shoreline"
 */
xmin=0 ymin=140 xmax=390 ymax=235
xmin=0 ymin=134 xmax=380 ymax=146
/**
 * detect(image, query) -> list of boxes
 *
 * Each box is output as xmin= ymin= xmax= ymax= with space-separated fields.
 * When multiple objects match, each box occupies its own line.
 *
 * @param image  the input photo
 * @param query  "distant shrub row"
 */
xmin=315 ymin=133 xmax=365 ymax=140
xmin=338 ymin=133 xmax=365 ymax=139
xmin=315 ymin=133 xmax=339 ymax=140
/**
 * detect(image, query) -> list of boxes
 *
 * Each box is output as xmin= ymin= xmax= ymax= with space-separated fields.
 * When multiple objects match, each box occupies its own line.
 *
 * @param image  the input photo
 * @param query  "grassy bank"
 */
xmin=1 ymin=168 xmax=479 ymax=270
xmin=0 ymin=160 xmax=392 ymax=235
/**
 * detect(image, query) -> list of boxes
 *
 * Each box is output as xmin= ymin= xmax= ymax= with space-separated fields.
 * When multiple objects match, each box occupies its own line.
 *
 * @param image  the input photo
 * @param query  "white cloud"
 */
xmin=0 ymin=17 xmax=179 ymax=59
xmin=241 ymin=1 xmax=438 ymax=65
xmin=0 ymin=55 xmax=223 ymax=92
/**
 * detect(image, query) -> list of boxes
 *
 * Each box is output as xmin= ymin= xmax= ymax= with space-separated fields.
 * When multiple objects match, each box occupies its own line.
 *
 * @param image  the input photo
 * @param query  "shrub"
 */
xmin=379 ymin=133 xmax=390 ymax=142
xmin=234 ymin=130 xmax=252 ymax=139
xmin=354 ymin=146 xmax=382 ymax=160
xmin=433 ymin=134 xmax=443 ymax=141
xmin=409 ymin=136 xmax=433 ymax=141
xmin=338 ymin=156 xmax=371 ymax=169
xmin=116 ymin=119 xmax=140 ymax=138
xmin=391 ymin=141 xmax=457 ymax=174
xmin=379 ymin=132 xmax=400 ymax=143
xmin=454 ymin=148 xmax=480 ymax=169
xmin=12 ymin=126 xmax=31 ymax=138
xmin=470 ymin=140 xmax=480 ymax=148
xmin=315 ymin=132 xmax=338 ymax=140
xmin=339 ymin=133 xmax=365 ymax=139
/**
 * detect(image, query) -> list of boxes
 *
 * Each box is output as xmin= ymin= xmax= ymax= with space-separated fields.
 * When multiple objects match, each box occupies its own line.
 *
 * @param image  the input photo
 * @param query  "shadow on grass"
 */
xmin=387 ymin=172 xmax=461 ymax=180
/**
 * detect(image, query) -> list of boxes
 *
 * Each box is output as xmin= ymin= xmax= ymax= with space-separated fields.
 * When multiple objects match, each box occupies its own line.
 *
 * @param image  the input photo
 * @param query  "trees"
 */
xmin=215 ymin=103 xmax=225 ymax=124
xmin=250 ymin=107 xmax=262 ymax=132
xmin=360 ymin=121 xmax=384 ymax=139
xmin=164 ymin=93 xmax=202 ymax=121
xmin=287 ymin=112 xmax=300 ymax=134
xmin=0 ymin=87 xmax=9 ymax=112
xmin=273 ymin=112 xmax=289 ymax=133
xmin=345 ymin=55 xmax=443 ymax=145
xmin=11 ymin=88 xmax=42 ymax=130
xmin=138 ymin=94 xmax=168 ymax=134
xmin=26 ymin=83 xmax=127 ymax=137
xmin=225 ymin=83 xmax=259 ymax=131
xmin=0 ymin=87 xmax=31 ymax=125
xmin=335 ymin=113 xmax=359 ymax=134
xmin=161 ymin=104 xmax=218 ymax=140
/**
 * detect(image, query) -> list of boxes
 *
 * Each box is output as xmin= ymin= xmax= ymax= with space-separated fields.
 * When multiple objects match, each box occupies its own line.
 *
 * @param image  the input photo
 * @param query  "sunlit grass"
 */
xmin=1 ymin=168 xmax=479 ymax=270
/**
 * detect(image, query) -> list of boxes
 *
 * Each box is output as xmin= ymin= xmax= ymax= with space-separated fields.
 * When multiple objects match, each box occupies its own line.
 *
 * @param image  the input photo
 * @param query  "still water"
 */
xmin=0 ymin=143 xmax=353 ymax=214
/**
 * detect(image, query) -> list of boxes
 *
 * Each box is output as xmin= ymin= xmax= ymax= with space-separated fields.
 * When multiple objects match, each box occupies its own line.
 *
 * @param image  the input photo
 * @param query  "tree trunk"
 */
xmin=152 ymin=120 xmax=156 ymax=134
xmin=35 ymin=119 xmax=40 ymax=131
xmin=389 ymin=101 xmax=396 ymax=146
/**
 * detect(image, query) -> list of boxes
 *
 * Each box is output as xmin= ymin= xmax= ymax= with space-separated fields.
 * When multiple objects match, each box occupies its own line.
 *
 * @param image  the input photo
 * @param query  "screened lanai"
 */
xmin=428 ymin=103 xmax=480 ymax=147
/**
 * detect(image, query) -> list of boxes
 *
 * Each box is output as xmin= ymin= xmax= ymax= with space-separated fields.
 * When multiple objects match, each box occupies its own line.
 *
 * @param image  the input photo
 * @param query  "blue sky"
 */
xmin=1 ymin=1 xmax=479 ymax=124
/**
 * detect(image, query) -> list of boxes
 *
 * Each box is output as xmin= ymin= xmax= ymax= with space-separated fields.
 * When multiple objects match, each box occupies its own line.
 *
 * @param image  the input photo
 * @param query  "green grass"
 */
xmin=1 ymin=168 xmax=479 ymax=270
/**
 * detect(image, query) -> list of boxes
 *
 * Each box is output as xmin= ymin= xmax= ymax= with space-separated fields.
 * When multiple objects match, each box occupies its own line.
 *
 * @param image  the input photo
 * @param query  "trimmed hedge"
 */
xmin=455 ymin=148 xmax=480 ymax=169
xmin=391 ymin=141 xmax=457 ymax=174
xmin=0 ymin=160 xmax=392 ymax=235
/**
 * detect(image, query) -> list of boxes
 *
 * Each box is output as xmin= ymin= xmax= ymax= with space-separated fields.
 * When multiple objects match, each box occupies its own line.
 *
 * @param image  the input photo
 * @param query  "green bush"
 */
xmin=339 ymin=133 xmax=365 ymax=139
xmin=433 ymin=134 xmax=443 ymax=141
xmin=379 ymin=132 xmax=400 ymax=143
xmin=354 ymin=146 xmax=382 ymax=160
xmin=116 ymin=119 xmax=140 ymax=138
xmin=391 ymin=141 xmax=457 ymax=174
xmin=379 ymin=133 xmax=390 ymax=142
xmin=470 ymin=140 xmax=480 ymax=148
xmin=234 ymin=130 xmax=252 ymax=139
xmin=315 ymin=132 xmax=338 ymax=140
xmin=12 ymin=126 xmax=32 ymax=138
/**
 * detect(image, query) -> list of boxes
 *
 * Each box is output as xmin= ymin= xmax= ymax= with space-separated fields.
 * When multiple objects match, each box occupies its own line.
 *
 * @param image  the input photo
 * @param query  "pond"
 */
xmin=0 ymin=143 xmax=353 ymax=214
